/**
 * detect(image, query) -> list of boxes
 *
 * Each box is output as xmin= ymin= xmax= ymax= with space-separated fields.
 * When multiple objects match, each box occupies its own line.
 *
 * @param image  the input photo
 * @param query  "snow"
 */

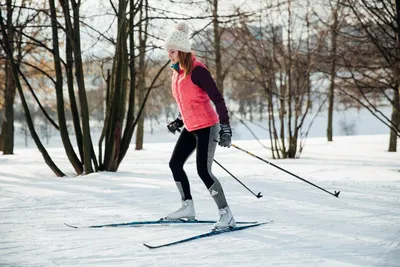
xmin=1 ymin=133 xmax=400 ymax=266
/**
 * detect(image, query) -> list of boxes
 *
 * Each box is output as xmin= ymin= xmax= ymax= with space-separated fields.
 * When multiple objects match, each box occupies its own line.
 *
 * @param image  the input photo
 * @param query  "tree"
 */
xmin=50 ymin=0 xmax=85 ymax=173
xmin=1 ymin=1 xmax=19 ymax=154
xmin=230 ymin=0 xmax=326 ymax=158
xmin=0 ymin=3 xmax=65 ymax=175
xmin=326 ymin=0 xmax=346 ymax=142
xmin=0 ymin=0 xmax=59 ymax=155
xmin=343 ymin=0 xmax=400 ymax=151
xmin=99 ymin=0 xmax=170 ymax=169
xmin=1 ymin=0 xmax=170 ymax=175
xmin=191 ymin=0 xmax=253 ymax=97
xmin=135 ymin=0 xmax=149 ymax=151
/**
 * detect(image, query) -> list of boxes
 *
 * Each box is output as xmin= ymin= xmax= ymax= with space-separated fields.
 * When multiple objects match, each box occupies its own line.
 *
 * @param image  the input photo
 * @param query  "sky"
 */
xmin=76 ymin=0 xmax=329 ymax=59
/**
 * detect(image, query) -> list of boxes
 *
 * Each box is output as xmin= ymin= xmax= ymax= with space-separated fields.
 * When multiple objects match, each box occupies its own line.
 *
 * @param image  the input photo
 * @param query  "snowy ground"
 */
xmin=1 ymin=134 xmax=400 ymax=267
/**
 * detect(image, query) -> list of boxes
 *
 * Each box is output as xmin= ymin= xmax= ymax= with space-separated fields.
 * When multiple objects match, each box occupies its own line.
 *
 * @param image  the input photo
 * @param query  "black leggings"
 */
xmin=169 ymin=124 xmax=220 ymax=201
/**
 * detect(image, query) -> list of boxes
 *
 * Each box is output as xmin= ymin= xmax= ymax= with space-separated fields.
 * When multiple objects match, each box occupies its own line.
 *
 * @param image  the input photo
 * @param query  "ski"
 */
xmin=64 ymin=218 xmax=257 ymax=229
xmin=143 ymin=220 xmax=273 ymax=249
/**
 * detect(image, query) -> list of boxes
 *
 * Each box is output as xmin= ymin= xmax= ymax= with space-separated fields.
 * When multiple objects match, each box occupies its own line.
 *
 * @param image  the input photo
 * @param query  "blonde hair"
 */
xmin=178 ymin=51 xmax=193 ymax=77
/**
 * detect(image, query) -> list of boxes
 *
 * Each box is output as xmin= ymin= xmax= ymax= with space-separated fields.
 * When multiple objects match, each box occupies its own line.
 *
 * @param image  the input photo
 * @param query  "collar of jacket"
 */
xmin=171 ymin=62 xmax=180 ymax=71
xmin=171 ymin=54 xmax=197 ymax=73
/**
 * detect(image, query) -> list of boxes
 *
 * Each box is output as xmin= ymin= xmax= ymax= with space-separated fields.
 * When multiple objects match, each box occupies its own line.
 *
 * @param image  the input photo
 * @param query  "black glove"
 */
xmin=167 ymin=118 xmax=184 ymax=134
xmin=219 ymin=124 xmax=232 ymax=147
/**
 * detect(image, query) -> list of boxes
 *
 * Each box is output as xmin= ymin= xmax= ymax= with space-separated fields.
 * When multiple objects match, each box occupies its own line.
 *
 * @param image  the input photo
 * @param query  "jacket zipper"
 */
xmin=175 ymin=72 xmax=183 ymax=120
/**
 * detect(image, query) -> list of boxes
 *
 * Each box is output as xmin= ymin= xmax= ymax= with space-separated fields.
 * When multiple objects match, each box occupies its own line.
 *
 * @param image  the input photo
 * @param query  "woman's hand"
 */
xmin=219 ymin=124 xmax=232 ymax=147
xmin=167 ymin=118 xmax=184 ymax=134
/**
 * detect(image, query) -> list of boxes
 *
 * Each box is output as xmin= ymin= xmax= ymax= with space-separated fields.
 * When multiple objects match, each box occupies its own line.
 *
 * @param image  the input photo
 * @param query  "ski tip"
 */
xmin=334 ymin=191 xmax=341 ymax=198
xmin=143 ymin=243 xmax=157 ymax=249
xmin=255 ymin=220 xmax=273 ymax=225
xmin=237 ymin=221 xmax=258 ymax=224
xmin=249 ymin=220 xmax=273 ymax=227
xmin=64 ymin=223 xmax=78 ymax=229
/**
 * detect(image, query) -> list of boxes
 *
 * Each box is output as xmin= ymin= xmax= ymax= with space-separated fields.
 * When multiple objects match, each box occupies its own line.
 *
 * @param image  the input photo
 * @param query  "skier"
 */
xmin=164 ymin=21 xmax=236 ymax=230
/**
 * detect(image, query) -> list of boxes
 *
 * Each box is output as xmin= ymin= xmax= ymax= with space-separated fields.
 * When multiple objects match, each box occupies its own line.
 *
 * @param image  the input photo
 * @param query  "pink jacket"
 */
xmin=171 ymin=58 xmax=219 ymax=132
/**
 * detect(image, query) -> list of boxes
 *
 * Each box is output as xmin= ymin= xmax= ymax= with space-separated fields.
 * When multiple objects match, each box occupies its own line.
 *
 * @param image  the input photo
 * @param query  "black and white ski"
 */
xmin=64 ymin=218 xmax=257 ymax=229
xmin=143 ymin=220 xmax=273 ymax=249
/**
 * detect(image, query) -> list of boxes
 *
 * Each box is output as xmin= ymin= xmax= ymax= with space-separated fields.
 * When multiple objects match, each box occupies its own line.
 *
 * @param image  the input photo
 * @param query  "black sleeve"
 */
xmin=191 ymin=66 xmax=230 ymax=125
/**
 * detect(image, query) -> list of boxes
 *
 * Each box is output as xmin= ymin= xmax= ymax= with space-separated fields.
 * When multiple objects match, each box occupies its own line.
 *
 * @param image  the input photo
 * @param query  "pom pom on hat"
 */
xmin=164 ymin=21 xmax=191 ymax=53
xmin=175 ymin=21 xmax=190 ymax=35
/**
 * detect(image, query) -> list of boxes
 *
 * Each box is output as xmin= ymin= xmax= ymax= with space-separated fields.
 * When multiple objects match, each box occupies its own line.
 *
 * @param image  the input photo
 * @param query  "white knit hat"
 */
xmin=164 ymin=22 xmax=191 ymax=53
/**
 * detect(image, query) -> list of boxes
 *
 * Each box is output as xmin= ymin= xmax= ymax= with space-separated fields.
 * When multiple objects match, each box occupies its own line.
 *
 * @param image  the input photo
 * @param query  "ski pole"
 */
xmin=174 ymin=128 xmax=263 ymax=199
xmin=212 ymin=159 xmax=263 ymax=199
xmin=229 ymin=143 xmax=340 ymax=198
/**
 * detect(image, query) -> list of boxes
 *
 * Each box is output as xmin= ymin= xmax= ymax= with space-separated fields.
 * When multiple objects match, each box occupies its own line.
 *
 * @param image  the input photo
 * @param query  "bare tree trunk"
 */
xmin=327 ymin=4 xmax=339 ymax=142
xmin=134 ymin=52 xmax=145 ymax=151
xmin=3 ymin=58 xmax=15 ymax=155
xmin=388 ymin=84 xmax=400 ymax=151
xmin=327 ymin=73 xmax=335 ymax=141
xmin=135 ymin=0 xmax=148 ymax=151
xmin=284 ymin=0 xmax=293 ymax=158
xmin=125 ymin=0 xmax=136 ymax=134
xmin=71 ymin=0 xmax=95 ymax=174
xmin=49 ymin=0 xmax=83 ymax=174
xmin=99 ymin=69 xmax=111 ymax=167
xmin=267 ymin=88 xmax=279 ymax=159
xmin=115 ymin=0 xmax=138 ymax=166
xmin=0 ymin=118 xmax=5 ymax=152
xmin=297 ymin=0 xmax=313 ymax=156
xmin=389 ymin=0 xmax=400 ymax=151
xmin=396 ymin=0 xmax=400 ymax=58
xmin=60 ymin=0 xmax=84 ymax=161
xmin=2 ymin=0 xmax=16 ymax=155
xmin=212 ymin=0 xmax=224 ymax=95
xmin=135 ymin=84 xmax=145 ymax=151
xmin=104 ymin=0 xmax=129 ymax=170
xmin=279 ymin=80 xmax=286 ymax=158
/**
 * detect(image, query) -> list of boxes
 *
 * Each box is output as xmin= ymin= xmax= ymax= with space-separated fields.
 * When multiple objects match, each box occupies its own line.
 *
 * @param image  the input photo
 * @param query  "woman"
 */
xmin=163 ymin=22 xmax=235 ymax=230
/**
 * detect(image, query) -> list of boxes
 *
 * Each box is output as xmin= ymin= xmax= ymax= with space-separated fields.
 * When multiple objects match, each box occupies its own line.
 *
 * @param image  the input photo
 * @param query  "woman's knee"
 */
xmin=169 ymin=158 xmax=183 ymax=172
xmin=197 ymin=166 xmax=215 ymax=188
xmin=196 ymin=164 xmax=208 ymax=178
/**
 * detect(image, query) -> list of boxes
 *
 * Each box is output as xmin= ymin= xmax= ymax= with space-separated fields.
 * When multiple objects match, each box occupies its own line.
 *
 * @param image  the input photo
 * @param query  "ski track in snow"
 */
xmin=1 ymin=135 xmax=400 ymax=267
